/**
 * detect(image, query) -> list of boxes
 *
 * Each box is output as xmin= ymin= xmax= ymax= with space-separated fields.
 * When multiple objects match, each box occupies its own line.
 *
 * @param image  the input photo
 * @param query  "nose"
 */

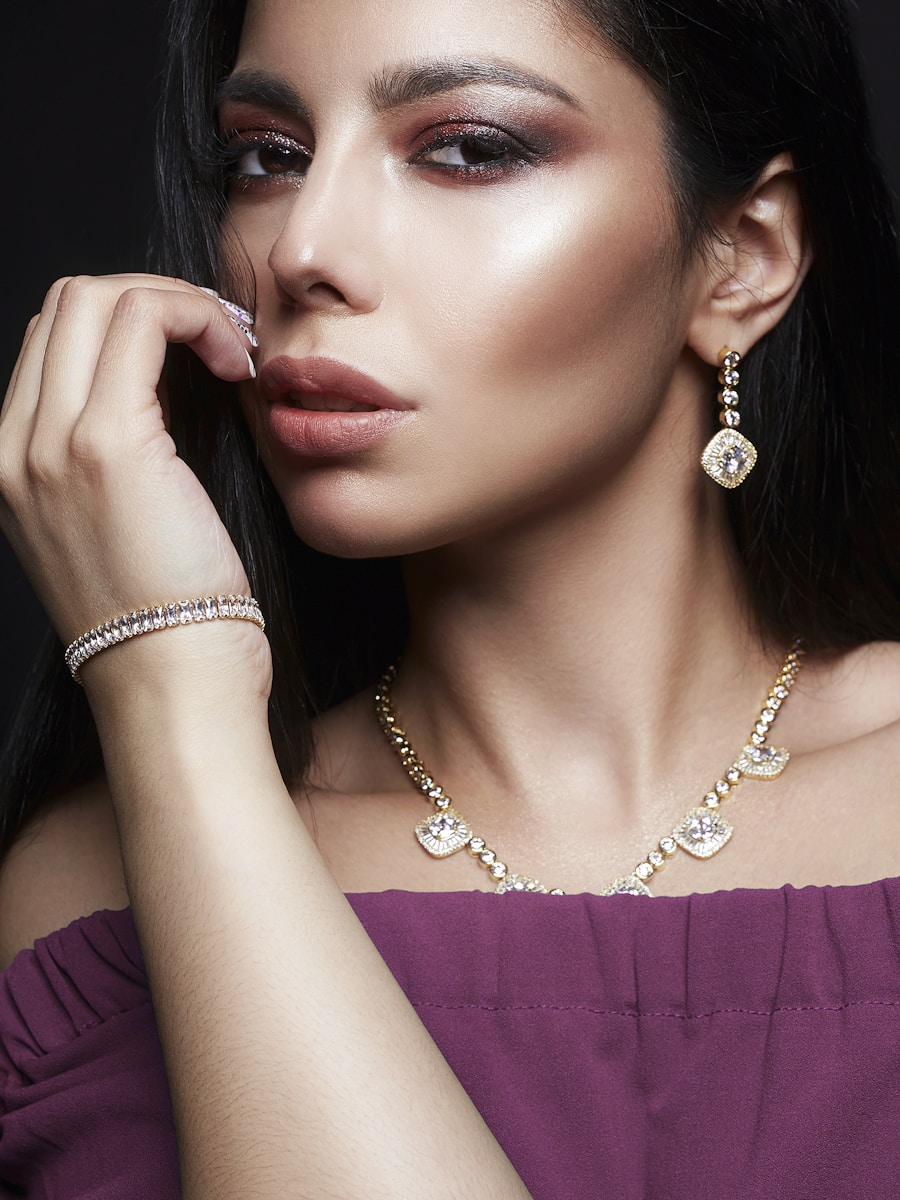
xmin=266 ymin=145 xmax=385 ymax=315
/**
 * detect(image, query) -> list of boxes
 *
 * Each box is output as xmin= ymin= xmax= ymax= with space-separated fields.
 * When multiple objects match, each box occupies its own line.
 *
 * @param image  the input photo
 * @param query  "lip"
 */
xmin=258 ymin=355 xmax=414 ymax=458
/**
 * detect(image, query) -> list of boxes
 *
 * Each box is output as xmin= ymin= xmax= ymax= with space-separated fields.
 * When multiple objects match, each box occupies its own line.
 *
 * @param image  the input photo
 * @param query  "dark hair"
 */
xmin=2 ymin=0 xmax=899 ymax=860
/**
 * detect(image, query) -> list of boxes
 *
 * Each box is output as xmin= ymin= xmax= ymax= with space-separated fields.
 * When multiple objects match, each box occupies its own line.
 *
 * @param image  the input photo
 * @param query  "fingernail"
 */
xmin=199 ymin=286 xmax=256 ymax=326
xmin=218 ymin=297 xmax=255 ymax=325
xmin=244 ymin=349 xmax=257 ymax=379
xmin=229 ymin=314 xmax=259 ymax=348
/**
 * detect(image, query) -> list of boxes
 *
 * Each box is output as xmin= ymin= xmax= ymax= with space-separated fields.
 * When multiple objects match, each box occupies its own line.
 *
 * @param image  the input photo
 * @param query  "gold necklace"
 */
xmin=374 ymin=641 xmax=804 ymax=896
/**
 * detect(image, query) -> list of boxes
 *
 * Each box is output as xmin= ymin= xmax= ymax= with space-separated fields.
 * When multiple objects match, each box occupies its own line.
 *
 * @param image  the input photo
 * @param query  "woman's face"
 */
xmin=224 ymin=0 xmax=707 ymax=556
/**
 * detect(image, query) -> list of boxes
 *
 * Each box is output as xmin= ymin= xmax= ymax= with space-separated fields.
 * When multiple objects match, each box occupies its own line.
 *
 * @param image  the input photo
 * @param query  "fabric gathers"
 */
xmin=2 ymin=880 xmax=900 ymax=1199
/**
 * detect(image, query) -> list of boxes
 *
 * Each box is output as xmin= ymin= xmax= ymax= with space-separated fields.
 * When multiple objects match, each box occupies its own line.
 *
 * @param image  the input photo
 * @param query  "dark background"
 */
xmin=1 ymin=1 xmax=899 ymax=745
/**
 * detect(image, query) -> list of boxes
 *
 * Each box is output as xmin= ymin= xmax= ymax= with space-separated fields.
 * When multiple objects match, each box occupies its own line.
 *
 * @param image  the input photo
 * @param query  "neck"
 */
xmin=397 ymin=455 xmax=780 ymax=825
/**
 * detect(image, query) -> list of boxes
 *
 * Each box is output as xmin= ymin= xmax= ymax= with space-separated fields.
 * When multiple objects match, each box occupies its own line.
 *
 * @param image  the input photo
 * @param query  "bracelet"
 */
xmin=64 ymin=594 xmax=265 ymax=683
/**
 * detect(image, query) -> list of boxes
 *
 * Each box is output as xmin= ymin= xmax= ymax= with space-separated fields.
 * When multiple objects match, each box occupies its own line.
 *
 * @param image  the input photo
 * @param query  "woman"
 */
xmin=0 ymin=0 xmax=898 ymax=1195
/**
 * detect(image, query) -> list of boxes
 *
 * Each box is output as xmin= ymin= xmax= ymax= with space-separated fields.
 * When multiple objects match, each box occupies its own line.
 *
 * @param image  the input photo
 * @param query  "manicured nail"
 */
xmin=199 ymin=286 xmax=255 ymax=326
xmin=228 ymin=315 xmax=259 ymax=348
xmin=244 ymin=349 xmax=257 ymax=379
xmin=218 ymin=297 xmax=255 ymax=325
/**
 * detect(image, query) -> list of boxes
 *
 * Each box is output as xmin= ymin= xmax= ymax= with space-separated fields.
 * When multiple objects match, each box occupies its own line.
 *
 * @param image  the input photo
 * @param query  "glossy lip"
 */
xmin=258 ymin=355 xmax=415 ymax=458
xmin=260 ymin=355 xmax=413 ymax=412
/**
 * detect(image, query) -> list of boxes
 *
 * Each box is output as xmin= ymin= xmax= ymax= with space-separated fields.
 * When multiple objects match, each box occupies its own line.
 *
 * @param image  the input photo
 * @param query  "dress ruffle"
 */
xmin=0 ymin=909 xmax=177 ymax=1198
xmin=2 ymin=879 xmax=900 ymax=1198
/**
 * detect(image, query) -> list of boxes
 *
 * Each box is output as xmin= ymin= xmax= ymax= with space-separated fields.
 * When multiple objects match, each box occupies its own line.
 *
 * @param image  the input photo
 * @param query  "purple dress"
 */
xmin=2 ymin=881 xmax=900 ymax=1198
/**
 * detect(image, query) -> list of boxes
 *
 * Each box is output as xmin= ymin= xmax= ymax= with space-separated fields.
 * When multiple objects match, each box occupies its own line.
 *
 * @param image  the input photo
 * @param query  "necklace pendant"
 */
xmin=735 ymin=744 xmax=790 ymax=779
xmin=415 ymin=808 xmax=473 ymax=857
xmin=672 ymin=807 xmax=733 ymax=859
xmin=600 ymin=875 xmax=653 ymax=897
xmin=495 ymin=874 xmax=550 ymax=894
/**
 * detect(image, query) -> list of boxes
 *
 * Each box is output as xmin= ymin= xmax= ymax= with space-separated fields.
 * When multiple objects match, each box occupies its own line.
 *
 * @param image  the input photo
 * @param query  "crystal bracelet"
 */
xmin=64 ymin=594 xmax=265 ymax=683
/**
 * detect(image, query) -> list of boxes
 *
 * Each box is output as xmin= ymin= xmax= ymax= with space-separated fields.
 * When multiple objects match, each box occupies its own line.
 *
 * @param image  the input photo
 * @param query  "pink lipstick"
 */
xmin=259 ymin=356 xmax=414 ymax=457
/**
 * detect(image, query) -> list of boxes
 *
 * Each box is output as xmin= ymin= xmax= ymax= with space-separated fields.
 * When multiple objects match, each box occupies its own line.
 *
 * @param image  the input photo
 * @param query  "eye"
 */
xmin=222 ymin=131 xmax=311 ymax=185
xmin=414 ymin=126 xmax=534 ymax=177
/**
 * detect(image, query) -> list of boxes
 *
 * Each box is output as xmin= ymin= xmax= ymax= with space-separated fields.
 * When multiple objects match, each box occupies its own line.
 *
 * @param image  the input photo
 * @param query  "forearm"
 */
xmin=89 ymin=639 xmax=531 ymax=1200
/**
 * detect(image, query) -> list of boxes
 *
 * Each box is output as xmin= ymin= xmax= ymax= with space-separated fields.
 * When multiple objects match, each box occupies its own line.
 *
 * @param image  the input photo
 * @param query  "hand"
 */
xmin=0 ymin=274 xmax=258 ymax=669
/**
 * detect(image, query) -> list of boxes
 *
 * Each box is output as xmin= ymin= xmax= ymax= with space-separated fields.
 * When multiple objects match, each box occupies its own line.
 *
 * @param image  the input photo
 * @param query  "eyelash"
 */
xmin=220 ymin=131 xmax=311 ymax=188
xmin=218 ymin=123 xmax=539 ymax=188
xmin=412 ymin=124 xmax=537 ymax=177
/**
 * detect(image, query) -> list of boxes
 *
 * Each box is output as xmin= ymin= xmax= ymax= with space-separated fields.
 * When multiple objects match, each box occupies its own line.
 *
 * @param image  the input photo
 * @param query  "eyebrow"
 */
xmin=215 ymin=60 xmax=579 ymax=121
xmin=369 ymin=60 xmax=580 ymax=111
xmin=215 ymin=71 xmax=312 ymax=123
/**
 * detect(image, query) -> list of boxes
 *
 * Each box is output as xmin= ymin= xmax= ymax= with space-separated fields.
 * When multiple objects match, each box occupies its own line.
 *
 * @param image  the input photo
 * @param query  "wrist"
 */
xmin=65 ymin=594 xmax=264 ymax=682
xmin=82 ymin=614 xmax=273 ymax=728
xmin=90 ymin=636 xmax=284 ymax=828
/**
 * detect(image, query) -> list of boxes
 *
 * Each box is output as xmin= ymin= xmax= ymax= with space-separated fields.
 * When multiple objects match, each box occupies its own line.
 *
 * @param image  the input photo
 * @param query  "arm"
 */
xmin=91 ymin=641 xmax=530 ymax=1200
xmin=0 ymin=276 xmax=532 ymax=1200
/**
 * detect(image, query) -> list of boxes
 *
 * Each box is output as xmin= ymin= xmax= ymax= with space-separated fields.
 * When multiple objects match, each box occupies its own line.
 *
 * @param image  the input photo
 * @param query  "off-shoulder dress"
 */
xmin=2 ymin=882 xmax=899 ymax=1198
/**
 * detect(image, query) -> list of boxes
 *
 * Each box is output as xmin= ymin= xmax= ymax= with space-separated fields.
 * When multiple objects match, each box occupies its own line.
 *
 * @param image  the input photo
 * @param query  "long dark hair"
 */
xmin=2 ymin=0 xmax=898 ymax=860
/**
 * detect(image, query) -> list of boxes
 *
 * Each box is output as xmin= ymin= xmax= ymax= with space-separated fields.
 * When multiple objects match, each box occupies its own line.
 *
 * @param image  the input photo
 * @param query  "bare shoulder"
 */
xmin=306 ymin=687 xmax=399 ymax=796
xmin=835 ymin=639 xmax=900 ymax=715
xmin=843 ymin=640 xmax=900 ymax=776
xmin=0 ymin=777 xmax=129 ymax=971
xmin=791 ymin=640 xmax=900 ymax=751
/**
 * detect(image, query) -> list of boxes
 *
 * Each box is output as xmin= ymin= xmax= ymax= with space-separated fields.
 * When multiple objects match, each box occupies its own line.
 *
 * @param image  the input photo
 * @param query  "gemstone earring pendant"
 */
xmin=701 ymin=348 xmax=758 ymax=489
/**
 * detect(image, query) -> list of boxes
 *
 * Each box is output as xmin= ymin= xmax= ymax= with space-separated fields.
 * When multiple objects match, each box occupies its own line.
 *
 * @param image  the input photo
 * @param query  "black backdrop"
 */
xmin=1 ymin=1 xmax=899 ymax=743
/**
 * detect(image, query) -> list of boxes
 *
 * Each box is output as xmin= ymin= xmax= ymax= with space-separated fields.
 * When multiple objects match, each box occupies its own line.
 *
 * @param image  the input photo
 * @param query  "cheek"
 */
xmin=402 ymin=168 xmax=682 ymax=459
xmin=233 ymin=159 xmax=687 ymax=554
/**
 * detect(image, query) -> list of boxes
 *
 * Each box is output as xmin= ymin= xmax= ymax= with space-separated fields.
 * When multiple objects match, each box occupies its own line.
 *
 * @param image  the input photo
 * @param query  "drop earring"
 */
xmin=700 ymin=348 xmax=758 ymax=488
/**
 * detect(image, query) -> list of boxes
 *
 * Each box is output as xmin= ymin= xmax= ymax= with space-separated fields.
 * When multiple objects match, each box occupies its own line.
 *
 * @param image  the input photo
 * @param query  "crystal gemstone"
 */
xmin=496 ymin=875 xmax=549 ymax=894
xmin=429 ymin=814 xmax=459 ymax=841
xmin=600 ymin=875 xmax=653 ymax=897
xmin=689 ymin=813 xmax=717 ymax=842
xmin=701 ymin=429 xmax=758 ymax=489
xmin=415 ymin=808 xmax=472 ymax=857
xmin=723 ymin=445 xmax=745 ymax=473
xmin=735 ymin=743 xmax=790 ymax=779
xmin=672 ymin=807 xmax=734 ymax=859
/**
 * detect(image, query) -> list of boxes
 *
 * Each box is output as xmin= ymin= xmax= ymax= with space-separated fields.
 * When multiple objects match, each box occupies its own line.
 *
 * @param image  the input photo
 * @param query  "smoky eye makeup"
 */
xmin=399 ymin=90 xmax=576 ymax=184
xmin=408 ymin=113 xmax=560 ymax=178
xmin=213 ymin=83 xmax=576 ymax=192
xmin=216 ymin=125 xmax=312 ymax=188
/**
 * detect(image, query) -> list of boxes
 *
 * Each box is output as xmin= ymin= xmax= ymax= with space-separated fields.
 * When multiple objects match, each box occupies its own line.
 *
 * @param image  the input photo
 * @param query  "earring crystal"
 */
xmin=700 ymin=348 xmax=758 ymax=488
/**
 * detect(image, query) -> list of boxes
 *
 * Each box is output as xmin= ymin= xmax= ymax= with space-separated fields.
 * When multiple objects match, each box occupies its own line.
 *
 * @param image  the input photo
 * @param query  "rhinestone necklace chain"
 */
xmin=374 ymin=641 xmax=805 ymax=896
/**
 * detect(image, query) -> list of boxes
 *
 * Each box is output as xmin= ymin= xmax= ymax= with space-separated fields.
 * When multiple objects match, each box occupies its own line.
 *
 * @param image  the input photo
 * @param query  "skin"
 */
xmin=233 ymin=0 xmax=690 ymax=558
xmin=0 ymin=0 xmax=899 ymax=1195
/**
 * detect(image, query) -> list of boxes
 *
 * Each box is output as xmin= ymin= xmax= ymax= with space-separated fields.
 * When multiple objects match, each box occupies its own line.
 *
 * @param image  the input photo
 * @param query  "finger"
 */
xmin=36 ymin=275 xmax=254 ymax=425
xmin=32 ymin=277 xmax=118 ymax=438
xmin=0 ymin=312 xmax=41 ymax=423
xmin=3 ymin=275 xmax=255 ymax=488
xmin=79 ymin=286 xmax=255 ymax=437
xmin=0 ymin=277 xmax=72 ymax=435
xmin=98 ymin=277 xmax=259 ymax=381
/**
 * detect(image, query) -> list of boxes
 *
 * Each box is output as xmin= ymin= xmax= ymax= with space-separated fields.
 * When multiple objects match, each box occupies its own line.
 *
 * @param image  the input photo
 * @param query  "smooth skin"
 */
xmin=1 ymin=0 xmax=899 ymax=1197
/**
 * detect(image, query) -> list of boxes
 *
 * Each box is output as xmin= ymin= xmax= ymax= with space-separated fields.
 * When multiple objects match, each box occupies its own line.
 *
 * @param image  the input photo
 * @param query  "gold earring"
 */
xmin=700 ymin=348 xmax=758 ymax=489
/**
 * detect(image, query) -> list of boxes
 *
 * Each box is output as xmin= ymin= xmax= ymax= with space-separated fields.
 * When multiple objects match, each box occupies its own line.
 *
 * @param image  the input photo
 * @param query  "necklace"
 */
xmin=374 ymin=640 xmax=804 ymax=896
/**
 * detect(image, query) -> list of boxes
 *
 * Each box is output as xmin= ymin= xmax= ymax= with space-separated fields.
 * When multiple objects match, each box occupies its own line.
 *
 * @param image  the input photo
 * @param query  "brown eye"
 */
xmin=425 ymin=134 xmax=516 ymax=168
xmin=229 ymin=139 xmax=311 ymax=179
xmin=414 ymin=122 xmax=538 ymax=178
xmin=438 ymin=136 xmax=506 ymax=165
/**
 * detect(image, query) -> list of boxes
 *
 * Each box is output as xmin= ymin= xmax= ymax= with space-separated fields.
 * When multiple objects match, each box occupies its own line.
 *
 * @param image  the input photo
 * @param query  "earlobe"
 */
xmin=687 ymin=153 xmax=812 ymax=364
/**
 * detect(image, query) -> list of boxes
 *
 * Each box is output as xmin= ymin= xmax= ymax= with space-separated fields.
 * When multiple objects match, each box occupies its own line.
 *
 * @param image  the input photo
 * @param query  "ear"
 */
xmin=686 ymin=153 xmax=811 ymax=365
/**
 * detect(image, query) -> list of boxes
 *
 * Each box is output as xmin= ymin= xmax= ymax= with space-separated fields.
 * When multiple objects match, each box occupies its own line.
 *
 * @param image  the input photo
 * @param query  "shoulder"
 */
xmin=0 ymin=776 xmax=129 ymax=971
xmin=837 ymin=640 xmax=900 ymax=715
xmin=793 ymin=640 xmax=900 ymax=749
xmin=784 ymin=642 xmax=900 ymax=818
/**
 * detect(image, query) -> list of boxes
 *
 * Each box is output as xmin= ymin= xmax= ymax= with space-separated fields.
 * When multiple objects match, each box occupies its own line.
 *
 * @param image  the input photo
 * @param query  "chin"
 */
xmin=255 ymin=431 xmax=435 ymax=556
xmin=280 ymin=492 xmax=451 ymax=561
